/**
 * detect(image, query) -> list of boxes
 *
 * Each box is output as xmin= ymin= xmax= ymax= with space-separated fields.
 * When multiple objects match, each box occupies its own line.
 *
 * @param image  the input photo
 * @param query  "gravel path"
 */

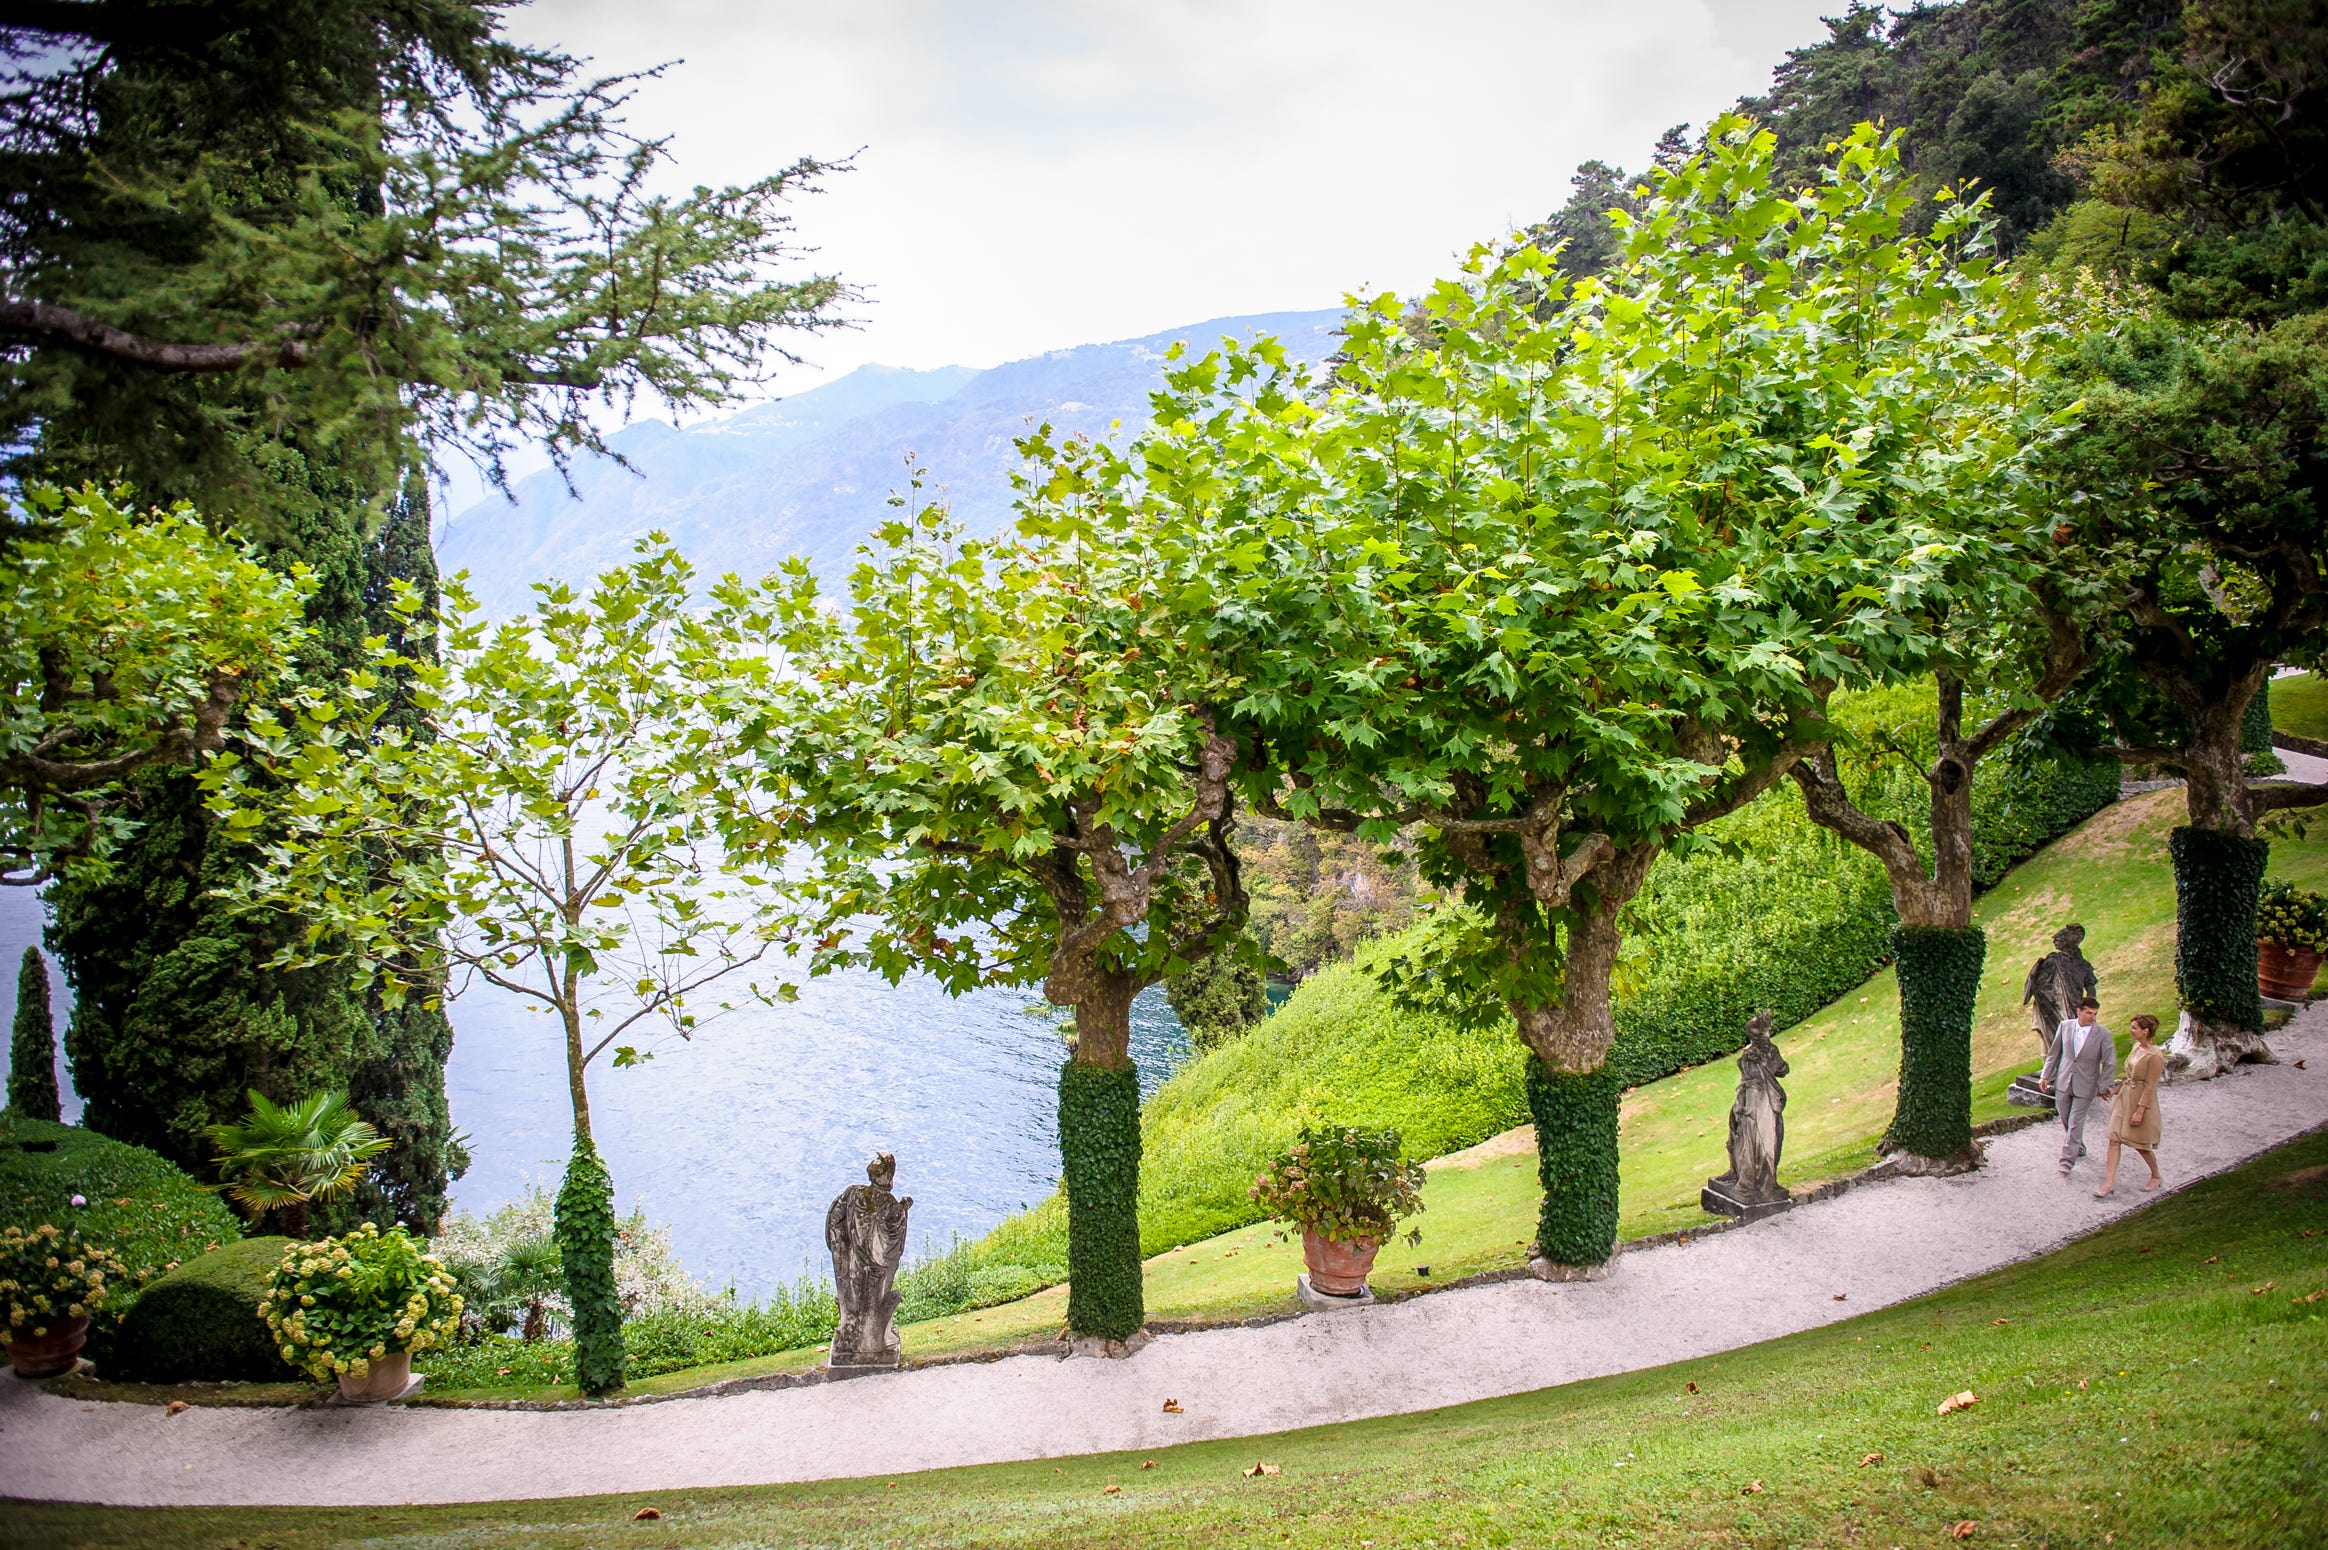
xmin=6 ymin=1006 xmax=2324 ymax=1509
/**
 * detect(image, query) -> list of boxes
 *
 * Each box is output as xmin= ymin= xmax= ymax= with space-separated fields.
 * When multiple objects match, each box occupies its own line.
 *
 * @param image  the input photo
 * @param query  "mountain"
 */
xmin=436 ymin=309 xmax=1345 ymax=614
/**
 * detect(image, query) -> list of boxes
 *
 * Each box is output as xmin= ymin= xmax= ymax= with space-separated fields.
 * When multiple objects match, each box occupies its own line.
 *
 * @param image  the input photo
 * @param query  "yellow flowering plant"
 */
xmin=1 ymin=1223 xmax=126 ymax=1340
xmin=259 ymin=1222 xmax=462 ymax=1382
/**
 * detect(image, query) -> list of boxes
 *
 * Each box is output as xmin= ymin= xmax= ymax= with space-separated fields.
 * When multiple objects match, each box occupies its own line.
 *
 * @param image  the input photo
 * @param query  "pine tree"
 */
xmin=8 ymin=945 xmax=60 ymax=1121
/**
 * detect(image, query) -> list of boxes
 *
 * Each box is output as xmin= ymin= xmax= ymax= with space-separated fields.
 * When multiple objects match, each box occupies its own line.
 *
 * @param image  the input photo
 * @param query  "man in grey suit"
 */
xmin=2040 ymin=996 xmax=2116 ymax=1175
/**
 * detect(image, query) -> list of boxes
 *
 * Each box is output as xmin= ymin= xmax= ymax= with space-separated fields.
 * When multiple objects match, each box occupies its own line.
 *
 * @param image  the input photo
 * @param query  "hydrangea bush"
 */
xmin=261 ymin=1222 xmax=462 ymax=1382
xmin=1251 ymin=1126 xmax=1427 ymax=1247
xmin=0 ymin=1223 xmax=126 ymax=1340
xmin=2256 ymin=881 xmax=2328 ymax=953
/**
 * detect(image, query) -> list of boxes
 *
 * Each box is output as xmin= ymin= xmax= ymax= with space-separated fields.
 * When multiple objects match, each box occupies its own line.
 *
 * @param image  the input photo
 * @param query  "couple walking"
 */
xmin=2039 ymin=998 xmax=2166 ymax=1197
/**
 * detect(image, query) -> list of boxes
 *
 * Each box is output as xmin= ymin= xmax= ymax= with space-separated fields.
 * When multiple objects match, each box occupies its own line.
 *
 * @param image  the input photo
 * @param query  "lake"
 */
xmin=0 ymin=886 xmax=1191 ymax=1300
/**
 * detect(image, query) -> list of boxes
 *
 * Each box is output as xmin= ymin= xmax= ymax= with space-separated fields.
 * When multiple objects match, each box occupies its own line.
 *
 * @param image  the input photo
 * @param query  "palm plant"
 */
xmin=205 ymin=1089 xmax=391 ymax=1238
xmin=448 ymin=1233 xmax=565 ymax=1342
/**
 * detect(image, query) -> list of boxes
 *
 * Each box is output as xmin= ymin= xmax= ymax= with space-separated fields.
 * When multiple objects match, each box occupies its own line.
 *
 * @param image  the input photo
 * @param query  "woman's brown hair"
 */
xmin=2130 ymin=1014 xmax=2160 ymax=1037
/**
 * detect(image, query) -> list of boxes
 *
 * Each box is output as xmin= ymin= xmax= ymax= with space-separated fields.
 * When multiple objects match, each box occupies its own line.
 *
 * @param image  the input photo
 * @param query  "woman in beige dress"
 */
xmin=2094 ymin=1013 xmax=2165 ymax=1198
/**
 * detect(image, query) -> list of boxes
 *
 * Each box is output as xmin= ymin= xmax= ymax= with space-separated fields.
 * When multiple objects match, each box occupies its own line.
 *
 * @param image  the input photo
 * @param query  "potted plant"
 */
xmin=1251 ymin=1125 xmax=1427 ymax=1298
xmin=2257 ymin=881 xmax=2328 ymax=1000
xmin=260 ymin=1222 xmax=463 ymax=1402
xmin=2 ymin=1223 xmax=127 ymax=1378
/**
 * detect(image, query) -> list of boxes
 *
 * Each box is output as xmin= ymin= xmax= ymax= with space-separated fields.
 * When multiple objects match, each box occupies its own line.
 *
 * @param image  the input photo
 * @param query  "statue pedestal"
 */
xmin=1700 ymin=1179 xmax=1792 ymax=1223
xmin=825 ymin=1352 xmax=899 ymax=1380
xmin=2006 ymin=1073 xmax=2054 ymax=1109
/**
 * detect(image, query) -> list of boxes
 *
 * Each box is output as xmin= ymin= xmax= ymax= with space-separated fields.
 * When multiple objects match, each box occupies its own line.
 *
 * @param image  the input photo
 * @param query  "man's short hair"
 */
xmin=2078 ymin=996 xmax=2100 ymax=1010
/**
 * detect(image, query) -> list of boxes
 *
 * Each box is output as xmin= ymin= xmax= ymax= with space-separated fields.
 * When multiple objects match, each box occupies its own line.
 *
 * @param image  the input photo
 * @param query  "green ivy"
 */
xmin=1059 ymin=1060 xmax=1142 ymax=1341
xmin=554 ymin=1134 xmax=625 ymax=1396
xmin=1887 ymin=925 xmax=1985 ymax=1159
xmin=2171 ymin=827 xmax=2269 ymax=1029
xmin=1525 ymin=1059 xmax=1621 ymax=1268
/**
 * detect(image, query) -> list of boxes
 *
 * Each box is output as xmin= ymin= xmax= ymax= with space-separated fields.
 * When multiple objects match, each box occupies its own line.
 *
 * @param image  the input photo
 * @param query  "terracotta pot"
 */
xmin=334 ymin=1349 xmax=415 ymax=1404
xmin=7 ymin=1316 xmax=90 ymax=1380
xmin=2259 ymin=940 xmax=2324 ymax=1000
xmin=1301 ymin=1227 xmax=1380 ymax=1297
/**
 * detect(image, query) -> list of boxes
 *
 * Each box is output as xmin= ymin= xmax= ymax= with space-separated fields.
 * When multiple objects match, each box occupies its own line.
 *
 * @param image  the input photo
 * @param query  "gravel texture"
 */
xmin=3 ymin=1006 xmax=2321 ymax=1508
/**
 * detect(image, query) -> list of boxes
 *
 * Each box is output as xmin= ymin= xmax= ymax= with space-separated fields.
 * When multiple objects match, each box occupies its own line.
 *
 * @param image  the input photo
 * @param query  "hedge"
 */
xmin=1059 ymin=1060 xmax=1143 ymax=1341
xmin=108 ymin=1236 xmax=300 ymax=1383
xmin=0 ymin=1115 xmax=243 ymax=1354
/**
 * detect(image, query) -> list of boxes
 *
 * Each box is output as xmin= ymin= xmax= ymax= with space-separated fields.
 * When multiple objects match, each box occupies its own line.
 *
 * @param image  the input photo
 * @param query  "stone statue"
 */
xmin=1702 ymin=1009 xmax=1791 ymax=1221
xmin=2011 ymin=924 xmax=2098 ymax=1107
xmin=825 ymin=1152 xmax=912 ymax=1372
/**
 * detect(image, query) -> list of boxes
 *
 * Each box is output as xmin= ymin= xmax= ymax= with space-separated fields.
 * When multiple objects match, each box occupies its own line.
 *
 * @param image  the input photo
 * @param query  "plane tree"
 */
xmin=752 ymin=444 xmax=1251 ymax=1349
xmin=1146 ymin=119 xmax=2024 ymax=1272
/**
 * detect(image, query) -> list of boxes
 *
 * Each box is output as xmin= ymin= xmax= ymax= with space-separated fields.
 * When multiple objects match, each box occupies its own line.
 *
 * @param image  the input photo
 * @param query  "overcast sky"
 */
xmin=512 ymin=0 xmax=1839 ymax=392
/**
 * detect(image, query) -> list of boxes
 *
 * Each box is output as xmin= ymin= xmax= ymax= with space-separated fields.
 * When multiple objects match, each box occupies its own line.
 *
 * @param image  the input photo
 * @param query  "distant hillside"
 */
xmin=438 ymin=309 xmax=1344 ymax=614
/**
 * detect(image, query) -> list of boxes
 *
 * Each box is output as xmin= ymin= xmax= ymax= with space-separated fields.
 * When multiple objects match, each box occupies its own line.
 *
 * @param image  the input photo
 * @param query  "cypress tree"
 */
xmin=8 ymin=945 xmax=60 ymax=1121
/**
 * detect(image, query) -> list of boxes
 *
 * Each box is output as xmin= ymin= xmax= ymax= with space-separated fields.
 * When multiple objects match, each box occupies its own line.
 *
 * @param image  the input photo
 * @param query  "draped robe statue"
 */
xmin=826 ymin=1152 xmax=912 ymax=1370
xmin=1703 ymin=1009 xmax=1791 ymax=1218
xmin=2022 ymin=923 xmax=2098 ymax=1062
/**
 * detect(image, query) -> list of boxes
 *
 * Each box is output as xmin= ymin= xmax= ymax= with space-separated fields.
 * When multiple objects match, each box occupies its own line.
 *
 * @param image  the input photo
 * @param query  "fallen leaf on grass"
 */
xmin=1937 ymin=1391 xmax=1979 ymax=1416
xmin=2204 ymin=1256 xmax=2220 ymax=1265
xmin=1141 ymin=1460 xmax=1157 ymax=1470
xmin=2252 ymin=1281 xmax=2279 ymax=1295
xmin=2294 ymin=1289 xmax=2324 ymax=1305
xmin=495 ymin=1367 xmax=512 ymax=1377
xmin=2138 ymin=1245 xmax=2153 ymax=1254
xmin=2078 ymin=1378 xmax=2088 ymax=1390
xmin=1950 ymin=1520 xmax=1978 ymax=1540
xmin=1243 ymin=1463 xmax=1281 ymax=1478
xmin=1103 ymin=1485 xmax=1121 ymax=1495
xmin=1990 ymin=1318 xmax=2009 ymax=1326
xmin=631 ymin=1508 xmax=661 ymax=1522
xmin=1916 ymin=1466 xmax=1944 ymax=1489
xmin=1686 ymin=1382 xmax=1698 ymax=1394
xmin=1740 ymin=1480 xmax=1765 ymax=1495
xmin=165 ymin=1400 xmax=189 ymax=1417
xmin=1857 ymin=1451 xmax=1884 ymax=1467
xmin=1162 ymin=1399 xmax=1184 ymax=1413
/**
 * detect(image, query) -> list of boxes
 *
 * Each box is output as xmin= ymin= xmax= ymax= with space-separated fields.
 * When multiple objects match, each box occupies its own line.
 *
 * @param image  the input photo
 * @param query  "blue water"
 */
xmin=0 ymin=886 xmax=1189 ymax=1299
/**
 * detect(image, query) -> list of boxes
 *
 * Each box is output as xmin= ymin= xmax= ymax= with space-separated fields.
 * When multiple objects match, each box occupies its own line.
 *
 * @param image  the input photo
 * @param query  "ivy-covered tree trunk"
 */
xmin=1510 ymin=845 xmax=1655 ymax=1278
xmin=1059 ymin=976 xmax=1144 ymax=1346
xmin=1886 ymin=925 xmax=1985 ymax=1166
xmin=555 ymin=1133 xmax=625 ymax=1397
xmin=2166 ymin=826 xmax=2273 ymax=1081
xmin=1524 ymin=1057 xmax=1621 ymax=1274
xmin=9 ymin=945 xmax=60 ymax=1121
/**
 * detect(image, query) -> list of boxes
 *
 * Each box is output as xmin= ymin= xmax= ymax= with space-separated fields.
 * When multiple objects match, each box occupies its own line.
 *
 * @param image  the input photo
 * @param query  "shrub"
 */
xmin=0 ymin=1115 xmax=242 ymax=1348
xmin=0 ymin=1222 xmax=126 ymax=1340
xmin=434 ymin=1178 xmax=707 ymax=1325
xmin=1251 ymin=1126 xmax=1426 ymax=1246
xmin=413 ymin=1272 xmax=841 ymax=1391
xmin=109 ymin=1236 xmax=301 ymax=1382
xmin=259 ymin=1222 xmax=462 ymax=1383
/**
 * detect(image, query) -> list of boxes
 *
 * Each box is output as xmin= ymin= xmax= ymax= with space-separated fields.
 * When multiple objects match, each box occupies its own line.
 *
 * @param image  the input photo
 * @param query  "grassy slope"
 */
xmin=21 ymin=1125 xmax=2328 ymax=1550
xmin=426 ymin=786 xmax=2321 ymax=1387
xmin=393 ymin=786 xmax=2327 ymax=1396
xmin=2274 ymin=670 xmax=2328 ymax=742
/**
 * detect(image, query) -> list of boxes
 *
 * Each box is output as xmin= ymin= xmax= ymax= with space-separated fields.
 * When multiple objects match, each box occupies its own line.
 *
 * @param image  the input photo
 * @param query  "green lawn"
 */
xmin=2274 ymin=670 xmax=2328 ymax=743
xmin=18 ymin=1123 xmax=2328 ymax=1550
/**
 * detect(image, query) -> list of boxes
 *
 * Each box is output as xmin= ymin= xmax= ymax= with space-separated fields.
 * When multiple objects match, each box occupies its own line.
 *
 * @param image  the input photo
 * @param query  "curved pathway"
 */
xmin=5 ymin=1008 xmax=2324 ymax=1508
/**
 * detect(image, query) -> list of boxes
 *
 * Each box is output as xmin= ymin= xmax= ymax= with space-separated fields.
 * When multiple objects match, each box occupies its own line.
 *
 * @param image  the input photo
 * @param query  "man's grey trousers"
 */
xmin=2058 ymin=1090 xmax=2096 ymax=1164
